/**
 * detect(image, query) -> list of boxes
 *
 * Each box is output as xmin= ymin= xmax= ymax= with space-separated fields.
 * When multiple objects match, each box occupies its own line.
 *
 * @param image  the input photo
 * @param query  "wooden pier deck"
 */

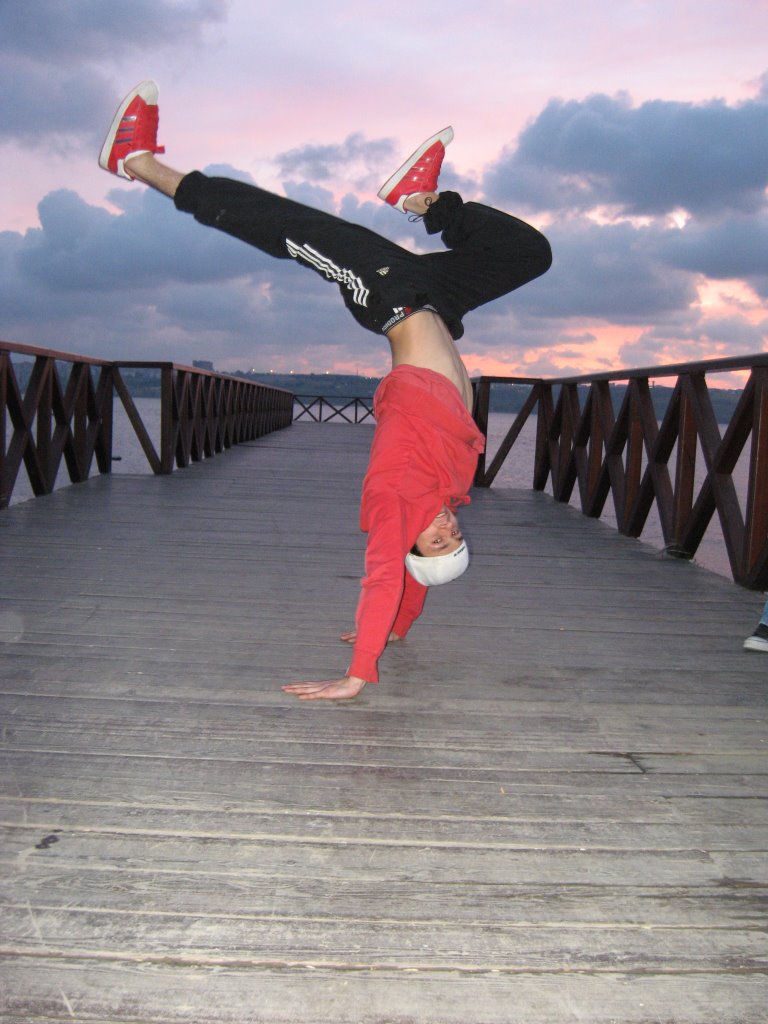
xmin=1 ymin=424 xmax=767 ymax=1024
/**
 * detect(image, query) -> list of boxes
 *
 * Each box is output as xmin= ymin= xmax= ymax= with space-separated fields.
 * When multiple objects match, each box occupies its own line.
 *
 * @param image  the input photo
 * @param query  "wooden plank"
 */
xmin=1 ymin=751 xmax=767 ymax=809
xmin=3 ymin=855 xmax=767 ymax=926
xmin=2 ymin=659 xmax=766 ymax=709
xmin=4 ymin=722 xmax=768 ymax=776
xmin=1 ymin=961 xmax=767 ymax=1024
xmin=2 ymin=904 xmax=766 ymax=972
xmin=1 ymin=424 xmax=767 ymax=1023
xmin=2 ymin=828 xmax=767 ymax=887
xmin=1 ymin=799 xmax=766 ymax=852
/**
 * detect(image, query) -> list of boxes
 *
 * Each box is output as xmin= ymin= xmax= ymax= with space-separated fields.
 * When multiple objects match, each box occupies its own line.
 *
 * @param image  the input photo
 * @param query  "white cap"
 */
xmin=405 ymin=541 xmax=469 ymax=587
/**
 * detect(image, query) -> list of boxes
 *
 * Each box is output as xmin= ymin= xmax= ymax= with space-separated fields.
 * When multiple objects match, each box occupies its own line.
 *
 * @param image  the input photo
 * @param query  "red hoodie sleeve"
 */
xmin=347 ymin=490 xmax=427 ymax=683
xmin=392 ymin=571 xmax=427 ymax=638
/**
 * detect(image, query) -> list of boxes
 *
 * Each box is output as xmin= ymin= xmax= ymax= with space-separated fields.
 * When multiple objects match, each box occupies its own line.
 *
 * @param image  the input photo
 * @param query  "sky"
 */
xmin=1 ymin=0 xmax=767 ymax=384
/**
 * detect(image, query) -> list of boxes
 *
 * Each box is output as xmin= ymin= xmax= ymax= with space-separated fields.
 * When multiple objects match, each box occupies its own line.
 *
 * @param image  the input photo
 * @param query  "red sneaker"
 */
xmin=98 ymin=81 xmax=166 ymax=179
xmin=377 ymin=127 xmax=453 ymax=212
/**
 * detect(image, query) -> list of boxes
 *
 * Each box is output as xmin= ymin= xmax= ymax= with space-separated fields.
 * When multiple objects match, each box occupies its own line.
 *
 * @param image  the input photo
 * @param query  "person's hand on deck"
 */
xmin=282 ymin=676 xmax=367 ymax=701
xmin=339 ymin=629 xmax=401 ymax=644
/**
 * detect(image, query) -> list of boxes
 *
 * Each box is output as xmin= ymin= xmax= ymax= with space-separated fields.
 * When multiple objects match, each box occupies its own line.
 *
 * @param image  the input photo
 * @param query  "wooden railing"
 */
xmin=113 ymin=361 xmax=293 ymax=473
xmin=292 ymin=395 xmax=374 ymax=424
xmin=6 ymin=340 xmax=766 ymax=589
xmin=1 ymin=341 xmax=293 ymax=508
xmin=472 ymin=354 xmax=768 ymax=589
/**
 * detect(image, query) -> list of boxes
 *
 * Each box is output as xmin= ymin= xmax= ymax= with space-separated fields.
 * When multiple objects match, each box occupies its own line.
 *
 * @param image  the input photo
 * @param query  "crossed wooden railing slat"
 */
xmin=1 ymin=342 xmax=293 ymax=508
xmin=472 ymin=356 xmax=768 ymax=589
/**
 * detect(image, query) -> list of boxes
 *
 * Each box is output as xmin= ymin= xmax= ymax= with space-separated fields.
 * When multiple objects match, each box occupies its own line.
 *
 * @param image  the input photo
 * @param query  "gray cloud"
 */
xmin=514 ymin=218 xmax=697 ymax=321
xmin=618 ymin=313 xmax=768 ymax=369
xmin=276 ymin=135 xmax=467 ymax=204
xmin=0 ymin=0 xmax=227 ymax=145
xmin=0 ymin=61 xmax=116 ymax=146
xmin=0 ymin=166 xmax=385 ymax=366
xmin=0 ymin=0 xmax=227 ymax=60
xmin=276 ymin=133 xmax=398 ymax=191
xmin=655 ymin=214 xmax=768 ymax=296
xmin=694 ymin=315 xmax=768 ymax=352
xmin=15 ymin=182 xmax=266 ymax=293
xmin=483 ymin=86 xmax=768 ymax=218
xmin=0 ymin=181 xmax=693 ymax=356
xmin=2 ymin=150 xmax=763 ymax=375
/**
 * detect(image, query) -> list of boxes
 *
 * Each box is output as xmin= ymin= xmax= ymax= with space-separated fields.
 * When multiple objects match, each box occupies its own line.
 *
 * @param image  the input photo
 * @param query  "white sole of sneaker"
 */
xmin=743 ymin=636 xmax=768 ymax=651
xmin=377 ymin=126 xmax=454 ymax=204
xmin=98 ymin=80 xmax=158 ymax=179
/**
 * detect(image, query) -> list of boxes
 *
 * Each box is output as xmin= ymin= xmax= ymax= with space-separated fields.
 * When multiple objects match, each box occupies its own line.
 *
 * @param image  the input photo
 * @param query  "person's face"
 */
xmin=415 ymin=506 xmax=463 ymax=557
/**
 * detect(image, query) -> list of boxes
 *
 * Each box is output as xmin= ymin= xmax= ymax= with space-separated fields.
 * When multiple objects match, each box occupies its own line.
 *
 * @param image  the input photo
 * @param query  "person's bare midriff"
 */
xmin=386 ymin=310 xmax=473 ymax=413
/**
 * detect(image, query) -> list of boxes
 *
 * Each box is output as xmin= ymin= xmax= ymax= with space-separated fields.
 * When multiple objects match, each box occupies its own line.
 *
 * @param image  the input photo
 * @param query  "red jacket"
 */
xmin=347 ymin=365 xmax=485 ymax=683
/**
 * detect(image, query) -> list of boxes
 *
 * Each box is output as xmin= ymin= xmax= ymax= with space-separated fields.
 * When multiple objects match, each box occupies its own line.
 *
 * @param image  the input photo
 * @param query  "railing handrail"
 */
xmin=0 ymin=342 xmax=295 ymax=395
xmin=472 ymin=352 xmax=768 ymax=387
xmin=0 ymin=338 xmax=111 ymax=367
xmin=114 ymin=359 xmax=295 ymax=392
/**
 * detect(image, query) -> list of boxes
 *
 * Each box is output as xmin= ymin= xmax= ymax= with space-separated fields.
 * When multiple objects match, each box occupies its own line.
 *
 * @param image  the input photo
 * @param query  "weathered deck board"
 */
xmin=1 ymin=424 xmax=767 ymax=1023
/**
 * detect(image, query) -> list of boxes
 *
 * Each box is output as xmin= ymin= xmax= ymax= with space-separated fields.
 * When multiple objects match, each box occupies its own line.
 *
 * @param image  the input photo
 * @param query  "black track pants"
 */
xmin=174 ymin=173 xmax=552 ymax=339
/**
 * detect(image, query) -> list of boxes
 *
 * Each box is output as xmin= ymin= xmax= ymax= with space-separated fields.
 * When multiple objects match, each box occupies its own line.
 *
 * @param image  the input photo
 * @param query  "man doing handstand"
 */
xmin=99 ymin=82 xmax=552 ymax=701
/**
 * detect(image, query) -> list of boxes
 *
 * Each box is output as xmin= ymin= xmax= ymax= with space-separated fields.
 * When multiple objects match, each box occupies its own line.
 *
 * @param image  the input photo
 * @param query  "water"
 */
xmin=6 ymin=400 xmax=748 ymax=581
